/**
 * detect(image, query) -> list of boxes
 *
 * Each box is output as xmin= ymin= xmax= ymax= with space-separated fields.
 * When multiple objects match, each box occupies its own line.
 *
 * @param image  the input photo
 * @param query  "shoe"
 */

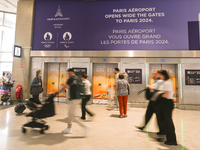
xmin=124 ymin=115 xmax=128 ymax=118
xmin=83 ymin=125 xmax=91 ymax=137
xmin=80 ymin=117 xmax=86 ymax=120
xmin=135 ymin=126 xmax=144 ymax=131
xmin=157 ymin=132 xmax=165 ymax=135
xmin=118 ymin=115 xmax=123 ymax=118
xmin=62 ymin=127 xmax=72 ymax=134
xmin=164 ymin=141 xmax=177 ymax=146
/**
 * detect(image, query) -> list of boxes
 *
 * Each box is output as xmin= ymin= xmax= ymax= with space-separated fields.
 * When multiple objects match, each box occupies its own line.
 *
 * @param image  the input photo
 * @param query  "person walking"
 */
xmin=30 ymin=70 xmax=43 ymax=105
xmin=136 ymin=70 xmax=165 ymax=135
xmin=58 ymin=69 xmax=90 ymax=136
xmin=115 ymin=73 xmax=130 ymax=118
xmin=80 ymin=73 xmax=94 ymax=120
xmin=157 ymin=70 xmax=177 ymax=145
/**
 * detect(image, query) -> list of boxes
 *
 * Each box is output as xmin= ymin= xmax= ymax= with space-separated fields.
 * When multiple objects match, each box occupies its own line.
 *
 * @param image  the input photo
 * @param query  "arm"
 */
xmin=31 ymin=78 xmax=39 ymax=86
xmin=58 ymin=84 xmax=69 ymax=93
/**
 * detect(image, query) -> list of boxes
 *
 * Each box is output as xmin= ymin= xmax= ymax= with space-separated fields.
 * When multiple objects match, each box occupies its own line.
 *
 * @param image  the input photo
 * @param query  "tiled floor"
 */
xmin=0 ymin=102 xmax=199 ymax=150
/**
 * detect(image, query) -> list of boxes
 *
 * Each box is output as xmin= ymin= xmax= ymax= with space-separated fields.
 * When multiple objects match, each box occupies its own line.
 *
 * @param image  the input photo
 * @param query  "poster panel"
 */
xmin=185 ymin=70 xmax=200 ymax=85
xmin=125 ymin=69 xmax=142 ymax=84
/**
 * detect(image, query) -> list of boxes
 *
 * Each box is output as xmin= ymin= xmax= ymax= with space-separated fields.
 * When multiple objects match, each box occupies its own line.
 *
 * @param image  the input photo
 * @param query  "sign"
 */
xmin=19 ymin=64 xmax=22 ymax=68
xmin=32 ymin=0 xmax=200 ymax=51
xmin=185 ymin=70 xmax=200 ymax=85
xmin=72 ymin=68 xmax=87 ymax=79
xmin=125 ymin=69 xmax=142 ymax=84
xmin=14 ymin=45 xmax=22 ymax=58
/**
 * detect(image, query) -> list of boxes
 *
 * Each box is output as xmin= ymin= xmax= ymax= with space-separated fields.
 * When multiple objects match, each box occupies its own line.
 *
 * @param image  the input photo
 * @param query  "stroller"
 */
xmin=22 ymin=93 xmax=57 ymax=134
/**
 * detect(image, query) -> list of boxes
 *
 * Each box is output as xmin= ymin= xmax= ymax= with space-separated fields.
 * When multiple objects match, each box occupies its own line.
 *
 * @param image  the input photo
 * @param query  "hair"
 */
xmin=67 ymin=68 xmax=74 ymax=72
xmin=114 ymin=68 xmax=120 ymax=72
xmin=36 ymin=70 xmax=41 ymax=79
xmin=119 ymin=73 xmax=124 ymax=79
xmin=158 ymin=70 xmax=170 ymax=80
xmin=3 ymin=72 xmax=5 ymax=76
xmin=81 ymin=73 xmax=88 ymax=79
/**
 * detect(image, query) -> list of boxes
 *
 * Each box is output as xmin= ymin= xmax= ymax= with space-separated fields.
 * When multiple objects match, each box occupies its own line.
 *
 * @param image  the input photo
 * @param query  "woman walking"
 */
xmin=115 ymin=73 xmax=130 ymax=118
xmin=158 ymin=70 xmax=177 ymax=145
xmin=30 ymin=70 xmax=43 ymax=105
xmin=80 ymin=73 xmax=94 ymax=120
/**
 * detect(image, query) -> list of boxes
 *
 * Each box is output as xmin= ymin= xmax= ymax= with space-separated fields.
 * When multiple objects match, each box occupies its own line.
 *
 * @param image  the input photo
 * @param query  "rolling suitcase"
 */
xmin=14 ymin=103 xmax=26 ymax=115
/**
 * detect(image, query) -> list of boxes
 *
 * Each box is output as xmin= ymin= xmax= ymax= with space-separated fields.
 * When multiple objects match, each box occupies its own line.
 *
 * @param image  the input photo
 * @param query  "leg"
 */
xmin=163 ymin=99 xmax=177 ymax=143
xmin=123 ymin=95 xmax=128 ymax=115
xmin=32 ymin=95 xmax=41 ymax=104
xmin=115 ymin=94 xmax=119 ymax=108
xmin=144 ymin=101 xmax=154 ymax=127
xmin=155 ymin=101 xmax=165 ymax=134
xmin=81 ymin=97 xmax=87 ymax=119
xmin=117 ymin=96 xmax=123 ymax=116
xmin=85 ymin=95 xmax=93 ymax=116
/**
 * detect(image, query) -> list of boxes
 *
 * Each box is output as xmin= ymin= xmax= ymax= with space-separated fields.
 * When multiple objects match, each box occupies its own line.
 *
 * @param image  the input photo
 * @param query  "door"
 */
xmin=45 ymin=63 xmax=68 ymax=101
xmin=149 ymin=64 xmax=179 ymax=103
xmin=92 ymin=63 xmax=118 ymax=104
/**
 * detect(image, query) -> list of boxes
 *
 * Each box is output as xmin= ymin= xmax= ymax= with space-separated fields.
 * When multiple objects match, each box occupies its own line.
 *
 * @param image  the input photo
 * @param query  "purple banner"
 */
xmin=32 ymin=0 xmax=200 ymax=51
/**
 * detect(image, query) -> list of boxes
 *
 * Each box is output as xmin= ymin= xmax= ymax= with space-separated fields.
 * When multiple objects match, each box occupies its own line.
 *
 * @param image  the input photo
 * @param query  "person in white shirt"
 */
xmin=136 ymin=70 xmax=165 ymax=135
xmin=157 ymin=70 xmax=177 ymax=146
xmin=2 ymin=72 xmax=8 ymax=82
xmin=80 ymin=73 xmax=94 ymax=120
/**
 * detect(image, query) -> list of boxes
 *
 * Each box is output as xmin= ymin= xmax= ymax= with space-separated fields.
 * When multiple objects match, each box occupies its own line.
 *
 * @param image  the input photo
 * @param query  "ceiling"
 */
xmin=0 ymin=0 xmax=18 ymax=13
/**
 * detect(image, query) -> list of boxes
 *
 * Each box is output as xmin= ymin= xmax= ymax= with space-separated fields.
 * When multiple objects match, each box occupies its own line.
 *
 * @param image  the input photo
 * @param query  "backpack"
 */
xmin=73 ymin=76 xmax=86 ymax=99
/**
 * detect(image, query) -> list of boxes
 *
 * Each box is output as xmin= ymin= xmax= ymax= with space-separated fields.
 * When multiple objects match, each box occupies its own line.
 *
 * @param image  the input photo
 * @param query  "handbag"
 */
xmin=30 ymin=78 xmax=43 ymax=95
xmin=30 ymin=86 xmax=43 ymax=95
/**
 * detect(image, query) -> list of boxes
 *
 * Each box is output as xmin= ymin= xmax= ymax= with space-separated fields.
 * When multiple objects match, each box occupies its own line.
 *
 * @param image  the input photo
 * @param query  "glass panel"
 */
xmin=0 ymin=29 xmax=15 ymax=52
xmin=59 ymin=63 xmax=68 ymax=97
xmin=0 ymin=12 xmax=3 ymax=25
xmin=47 ymin=63 xmax=59 ymax=94
xmin=0 ymin=53 xmax=13 ymax=61
xmin=0 ymin=63 xmax=12 ymax=78
xmin=4 ymin=13 xmax=16 ymax=29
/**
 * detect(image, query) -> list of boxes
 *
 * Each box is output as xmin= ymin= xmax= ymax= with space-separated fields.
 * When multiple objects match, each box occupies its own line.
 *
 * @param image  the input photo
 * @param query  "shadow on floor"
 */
xmin=17 ymin=130 xmax=84 ymax=145
xmin=110 ymin=114 xmax=119 ymax=118
xmin=135 ymin=130 xmax=190 ymax=150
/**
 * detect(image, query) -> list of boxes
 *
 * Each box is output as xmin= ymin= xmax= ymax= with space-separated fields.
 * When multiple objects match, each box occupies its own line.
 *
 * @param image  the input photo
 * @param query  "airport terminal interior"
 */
xmin=1 ymin=0 xmax=200 ymax=150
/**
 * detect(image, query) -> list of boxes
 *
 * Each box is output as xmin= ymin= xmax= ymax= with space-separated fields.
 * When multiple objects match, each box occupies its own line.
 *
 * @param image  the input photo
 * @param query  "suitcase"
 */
xmin=14 ymin=103 xmax=26 ymax=114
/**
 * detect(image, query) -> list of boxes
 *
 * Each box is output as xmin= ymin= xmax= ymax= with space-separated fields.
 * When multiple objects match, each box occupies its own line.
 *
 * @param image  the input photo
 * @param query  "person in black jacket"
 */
xmin=30 ymin=70 xmax=43 ymax=105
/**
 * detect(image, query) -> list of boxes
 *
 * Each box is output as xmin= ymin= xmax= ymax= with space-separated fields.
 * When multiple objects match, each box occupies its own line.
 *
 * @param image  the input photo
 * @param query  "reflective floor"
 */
xmin=0 ymin=103 xmax=200 ymax=150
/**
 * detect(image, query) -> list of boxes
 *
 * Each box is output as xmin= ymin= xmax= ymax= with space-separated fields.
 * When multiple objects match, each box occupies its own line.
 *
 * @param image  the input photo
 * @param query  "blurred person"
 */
xmin=2 ymin=72 xmax=8 ymax=82
xmin=157 ymin=70 xmax=177 ymax=145
xmin=115 ymin=73 xmax=130 ymax=118
xmin=58 ymin=68 xmax=90 ymax=136
xmin=80 ymin=73 xmax=94 ymax=120
xmin=114 ymin=68 xmax=120 ymax=109
xmin=30 ymin=70 xmax=43 ymax=105
xmin=135 ymin=70 xmax=165 ymax=135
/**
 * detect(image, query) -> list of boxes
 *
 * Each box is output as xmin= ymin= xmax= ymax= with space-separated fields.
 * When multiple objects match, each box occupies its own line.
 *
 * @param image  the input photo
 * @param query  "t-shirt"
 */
xmin=116 ymin=79 xmax=128 ymax=96
xmin=82 ymin=79 xmax=92 ymax=95
xmin=115 ymin=73 xmax=119 ymax=83
xmin=67 ymin=76 xmax=79 ymax=100
xmin=158 ymin=79 xmax=174 ymax=99
xmin=151 ymin=79 xmax=163 ymax=90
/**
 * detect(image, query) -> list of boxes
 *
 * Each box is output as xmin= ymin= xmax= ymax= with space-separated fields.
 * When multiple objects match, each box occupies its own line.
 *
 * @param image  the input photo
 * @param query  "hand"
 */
xmin=39 ymin=83 xmax=41 ymax=85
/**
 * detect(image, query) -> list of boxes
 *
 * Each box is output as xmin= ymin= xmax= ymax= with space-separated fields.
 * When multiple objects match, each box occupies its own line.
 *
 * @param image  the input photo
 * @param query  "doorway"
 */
xmin=92 ymin=63 xmax=118 ymax=104
xmin=149 ymin=64 xmax=179 ymax=103
xmin=43 ymin=63 xmax=68 ymax=101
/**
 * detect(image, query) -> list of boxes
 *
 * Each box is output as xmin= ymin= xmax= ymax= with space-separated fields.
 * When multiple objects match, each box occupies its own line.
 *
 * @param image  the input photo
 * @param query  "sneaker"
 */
xmin=83 ymin=125 xmax=91 ymax=137
xmin=62 ymin=127 xmax=72 ymax=134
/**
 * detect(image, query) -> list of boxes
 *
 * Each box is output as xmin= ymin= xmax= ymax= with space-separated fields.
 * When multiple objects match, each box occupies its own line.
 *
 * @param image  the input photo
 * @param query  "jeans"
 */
xmin=81 ymin=95 xmax=93 ymax=119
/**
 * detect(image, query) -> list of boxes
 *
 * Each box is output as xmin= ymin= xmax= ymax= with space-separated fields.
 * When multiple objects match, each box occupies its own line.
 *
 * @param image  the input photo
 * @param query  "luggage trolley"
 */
xmin=0 ymin=80 xmax=16 ymax=105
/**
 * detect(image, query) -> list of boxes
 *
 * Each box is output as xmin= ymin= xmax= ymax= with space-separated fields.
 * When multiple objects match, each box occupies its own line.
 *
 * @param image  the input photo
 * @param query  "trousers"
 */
xmin=117 ymin=95 xmax=128 ymax=115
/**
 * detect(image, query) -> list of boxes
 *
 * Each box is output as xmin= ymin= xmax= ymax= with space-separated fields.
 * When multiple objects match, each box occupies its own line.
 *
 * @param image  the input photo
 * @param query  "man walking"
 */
xmin=58 ymin=68 xmax=90 ymax=136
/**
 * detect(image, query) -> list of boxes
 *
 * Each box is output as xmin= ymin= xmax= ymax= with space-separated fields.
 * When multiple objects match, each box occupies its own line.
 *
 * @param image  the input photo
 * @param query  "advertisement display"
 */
xmin=185 ymin=70 xmax=200 ymax=85
xmin=33 ymin=0 xmax=200 ymax=51
xmin=125 ymin=69 xmax=142 ymax=84
xmin=47 ymin=63 xmax=68 ymax=97
xmin=93 ymin=63 xmax=117 ymax=104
